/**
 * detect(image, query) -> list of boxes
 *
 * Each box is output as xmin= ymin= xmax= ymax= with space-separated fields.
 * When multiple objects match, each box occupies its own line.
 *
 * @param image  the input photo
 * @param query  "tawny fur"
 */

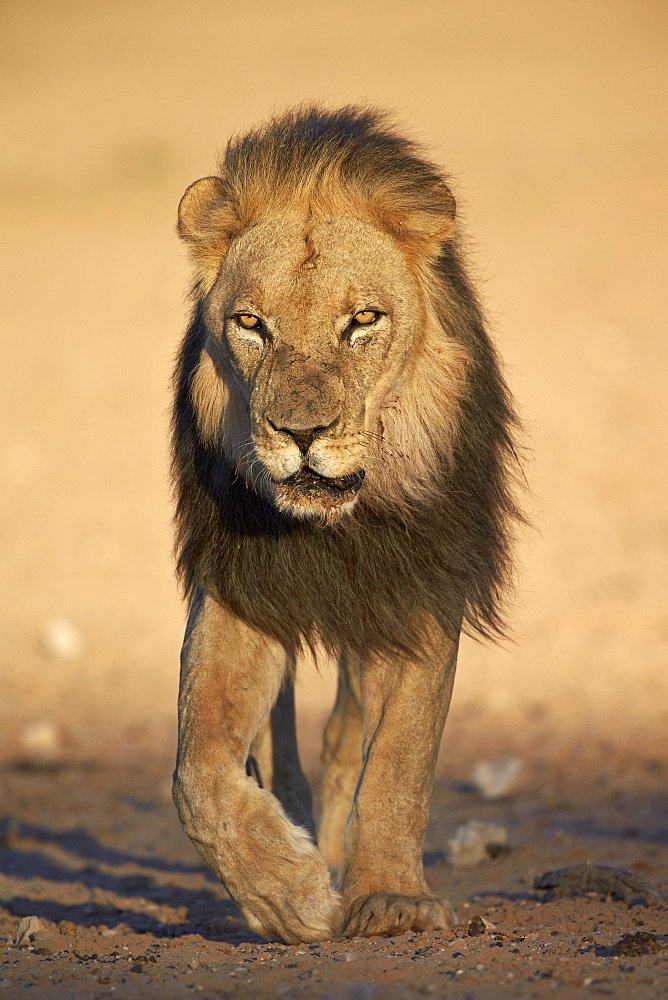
xmin=171 ymin=105 xmax=523 ymax=944
xmin=173 ymin=105 xmax=521 ymax=659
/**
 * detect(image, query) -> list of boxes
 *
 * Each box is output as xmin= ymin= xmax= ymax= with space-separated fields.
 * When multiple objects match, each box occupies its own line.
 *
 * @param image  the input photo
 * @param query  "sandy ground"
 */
xmin=1 ymin=743 xmax=667 ymax=998
xmin=1 ymin=0 xmax=667 ymax=996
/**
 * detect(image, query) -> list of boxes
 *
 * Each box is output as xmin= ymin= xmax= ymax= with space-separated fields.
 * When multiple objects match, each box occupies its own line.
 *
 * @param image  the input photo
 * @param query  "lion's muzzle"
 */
xmin=255 ymin=409 xmax=368 ymax=519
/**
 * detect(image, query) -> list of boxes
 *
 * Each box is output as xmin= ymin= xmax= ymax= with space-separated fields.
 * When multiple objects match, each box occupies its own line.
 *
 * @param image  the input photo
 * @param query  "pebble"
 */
xmin=447 ymin=820 xmax=509 ymax=867
xmin=613 ymin=932 xmax=660 ymax=956
xmin=17 ymin=720 xmax=65 ymax=763
xmin=14 ymin=916 xmax=44 ymax=946
xmin=471 ymin=757 xmax=523 ymax=799
xmin=468 ymin=915 xmax=487 ymax=937
xmin=41 ymin=618 xmax=83 ymax=659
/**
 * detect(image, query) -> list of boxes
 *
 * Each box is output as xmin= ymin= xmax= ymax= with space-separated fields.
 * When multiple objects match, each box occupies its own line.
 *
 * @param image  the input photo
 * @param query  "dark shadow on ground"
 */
xmin=0 ymin=816 xmax=213 ymax=876
xmin=0 ymin=816 xmax=267 ymax=944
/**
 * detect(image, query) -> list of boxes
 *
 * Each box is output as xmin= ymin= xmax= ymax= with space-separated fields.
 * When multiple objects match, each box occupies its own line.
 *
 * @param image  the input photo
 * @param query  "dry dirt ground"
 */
xmin=1 ymin=739 xmax=667 ymax=999
xmin=1 ymin=0 xmax=667 ymax=997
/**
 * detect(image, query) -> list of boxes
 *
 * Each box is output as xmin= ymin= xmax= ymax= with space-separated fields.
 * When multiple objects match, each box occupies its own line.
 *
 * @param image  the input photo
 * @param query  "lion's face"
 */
xmin=200 ymin=216 xmax=423 ymax=521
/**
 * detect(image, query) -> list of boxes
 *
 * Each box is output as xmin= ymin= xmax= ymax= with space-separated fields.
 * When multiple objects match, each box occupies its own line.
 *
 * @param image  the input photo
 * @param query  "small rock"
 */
xmin=130 ymin=963 xmax=144 ymax=973
xmin=58 ymin=921 xmax=77 ymax=937
xmin=467 ymin=915 xmax=487 ymax=936
xmin=535 ymin=862 xmax=667 ymax=907
xmin=14 ymin=916 xmax=44 ymax=946
xmin=613 ymin=932 xmax=661 ymax=957
xmin=41 ymin=619 xmax=83 ymax=660
xmin=109 ymin=922 xmax=132 ymax=935
xmin=471 ymin=757 xmax=523 ymax=800
xmin=447 ymin=820 xmax=509 ymax=867
xmin=18 ymin=721 xmax=65 ymax=764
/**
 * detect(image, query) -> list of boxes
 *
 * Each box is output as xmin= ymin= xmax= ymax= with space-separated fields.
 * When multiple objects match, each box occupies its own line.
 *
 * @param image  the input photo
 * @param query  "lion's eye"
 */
xmin=354 ymin=310 xmax=379 ymax=326
xmin=238 ymin=314 xmax=261 ymax=330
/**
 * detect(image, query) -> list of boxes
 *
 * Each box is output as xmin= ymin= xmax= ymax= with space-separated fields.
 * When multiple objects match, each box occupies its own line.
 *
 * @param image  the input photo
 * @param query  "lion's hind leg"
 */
xmin=173 ymin=591 xmax=339 ymax=943
xmin=319 ymin=654 xmax=363 ymax=867
xmin=248 ymin=673 xmax=316 ymax=841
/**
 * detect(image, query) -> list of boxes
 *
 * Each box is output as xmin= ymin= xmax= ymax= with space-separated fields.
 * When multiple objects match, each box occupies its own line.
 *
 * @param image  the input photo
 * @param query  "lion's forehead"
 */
xmin=222 ymin=216 xmax=417 ymax=316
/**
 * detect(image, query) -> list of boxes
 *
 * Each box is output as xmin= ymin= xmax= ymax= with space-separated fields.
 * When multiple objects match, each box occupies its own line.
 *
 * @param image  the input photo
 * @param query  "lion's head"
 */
xmin=172 ymin=107 xmax=521 ymax=657
xmin=177 ymin=109 xmax=470 ymax=522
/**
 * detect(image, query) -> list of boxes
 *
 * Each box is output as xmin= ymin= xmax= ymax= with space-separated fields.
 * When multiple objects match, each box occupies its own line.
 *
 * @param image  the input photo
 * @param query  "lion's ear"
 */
xmin=178 ymin=176 xmax=238 ymax=289
xmin=178 ymin=176 xmax=226 ymax=242
xmin=372 ymin=179 xmax=456 ymax=263
xmin=425 ymin=181 xmax=457 ymax=235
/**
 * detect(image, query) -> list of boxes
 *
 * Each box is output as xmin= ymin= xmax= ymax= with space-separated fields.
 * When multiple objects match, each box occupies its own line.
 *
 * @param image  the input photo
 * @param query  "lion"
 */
xmin=171 ymin=106 xmax=521 ymax=944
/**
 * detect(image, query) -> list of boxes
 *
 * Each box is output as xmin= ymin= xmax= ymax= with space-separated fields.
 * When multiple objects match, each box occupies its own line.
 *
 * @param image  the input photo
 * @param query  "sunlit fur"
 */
xmin=172 ymin=106 xmax=523 ymax=660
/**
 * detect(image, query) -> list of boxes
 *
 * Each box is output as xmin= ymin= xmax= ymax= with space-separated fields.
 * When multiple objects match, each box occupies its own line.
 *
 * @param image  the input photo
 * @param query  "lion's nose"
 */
xmin=267 ymin=419 xmax=337 ymax=455
xmin=287 ymin=427 xmax=321 ymax=454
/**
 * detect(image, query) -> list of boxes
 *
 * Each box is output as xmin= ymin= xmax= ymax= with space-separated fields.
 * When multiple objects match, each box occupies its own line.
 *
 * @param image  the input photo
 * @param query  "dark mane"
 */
xmin=171 ymin=106 xmax=523 ymax=660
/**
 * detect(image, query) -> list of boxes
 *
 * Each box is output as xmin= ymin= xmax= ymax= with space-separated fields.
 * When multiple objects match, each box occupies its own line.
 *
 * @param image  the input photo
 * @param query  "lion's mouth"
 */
xmin=275 ymin=468 xmax=365 ymax=505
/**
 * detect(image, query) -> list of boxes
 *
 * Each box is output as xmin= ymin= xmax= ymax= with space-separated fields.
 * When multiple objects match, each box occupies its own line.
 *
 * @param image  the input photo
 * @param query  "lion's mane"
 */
xmin=172 ymin=106 xmax=522 ymax=661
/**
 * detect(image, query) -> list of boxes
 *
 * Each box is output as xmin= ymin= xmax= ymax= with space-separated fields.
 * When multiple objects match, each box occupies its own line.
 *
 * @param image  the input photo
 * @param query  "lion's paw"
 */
xmin=240 ymin=839 xmax=340 ymax=944
xmin=220 ymin=785 xmax=340 ymax=944
xmin=342 ymin=892 xmax=458 ymax=938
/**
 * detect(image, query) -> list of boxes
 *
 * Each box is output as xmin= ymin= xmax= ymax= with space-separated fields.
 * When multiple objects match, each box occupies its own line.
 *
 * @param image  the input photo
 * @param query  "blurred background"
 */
xmin=1 ymin=0 xmax=666 ymax=767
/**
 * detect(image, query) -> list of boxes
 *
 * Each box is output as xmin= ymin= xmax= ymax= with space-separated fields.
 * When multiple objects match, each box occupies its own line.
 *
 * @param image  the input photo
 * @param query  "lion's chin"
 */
xmin=272 ymin=468 xmax=365 ymax=522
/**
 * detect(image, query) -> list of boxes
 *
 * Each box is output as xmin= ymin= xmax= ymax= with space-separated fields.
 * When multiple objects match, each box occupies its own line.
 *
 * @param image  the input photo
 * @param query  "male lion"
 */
xmin=171 ymin=106 xmax=521 ymax=944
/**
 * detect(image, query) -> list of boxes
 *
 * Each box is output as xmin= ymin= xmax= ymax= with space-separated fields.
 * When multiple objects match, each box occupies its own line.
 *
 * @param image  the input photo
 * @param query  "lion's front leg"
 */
xmin=338 ymin=629 xmax=460 ymax=938
xmin=172 ymin=590 xmax=339 ymax=943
